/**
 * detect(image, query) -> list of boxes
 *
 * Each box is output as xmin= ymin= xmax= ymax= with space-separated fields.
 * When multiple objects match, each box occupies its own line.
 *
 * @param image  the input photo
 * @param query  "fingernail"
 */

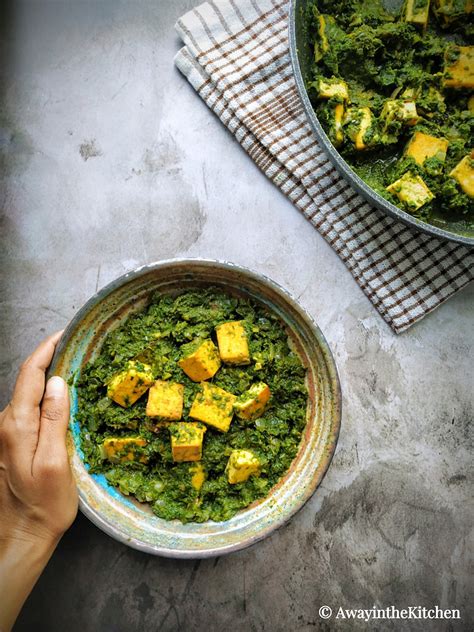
xmin=46 ymin=376 xmax=67 ymax=397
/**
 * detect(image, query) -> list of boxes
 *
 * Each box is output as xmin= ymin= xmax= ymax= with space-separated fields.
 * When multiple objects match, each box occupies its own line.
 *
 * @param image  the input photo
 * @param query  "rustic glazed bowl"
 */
xmin=49 ymin=259 xmax=341 ymax=558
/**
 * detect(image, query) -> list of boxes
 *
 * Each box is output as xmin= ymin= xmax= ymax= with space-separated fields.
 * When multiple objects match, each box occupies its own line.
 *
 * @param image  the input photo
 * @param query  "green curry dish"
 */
xmin=75 ymin=289 xmax=308 ymax=523
xmin=306 ymin=0 xmax=474 ymax=231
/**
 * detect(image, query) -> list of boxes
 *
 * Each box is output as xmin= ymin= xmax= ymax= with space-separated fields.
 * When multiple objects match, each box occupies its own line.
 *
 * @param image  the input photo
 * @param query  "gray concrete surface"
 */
xmin=0 ymin=1 xmax=472 ymax=631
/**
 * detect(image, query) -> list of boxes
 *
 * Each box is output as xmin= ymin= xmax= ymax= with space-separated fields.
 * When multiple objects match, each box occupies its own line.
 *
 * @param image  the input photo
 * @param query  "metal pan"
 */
xmin=288 ymin=0 xmax=474 ymax=247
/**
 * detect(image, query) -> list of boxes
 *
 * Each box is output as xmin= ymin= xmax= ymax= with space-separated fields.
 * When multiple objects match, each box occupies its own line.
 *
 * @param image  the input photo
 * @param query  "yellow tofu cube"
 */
xmin=387 ymin=172 xmax=435 ymax=211
xmin=107 ymin=361 xmax=154 ymax=408
xmin=381 ymin=100 xmax=419 ymax=130
xmin=345 ymin=107 xmax=377 ymax=150
xmin=226 ymin=450 xmax=261 ymax=484
xmin=317 ymin=77 xmax=349 ymax=101
xmin=101 ymin=437 xmax=148 ymax=463
xmin=444 ymin=46 xmax=474 ymax=89
xmin=331 ymin=103 xmax=345 ymax=147
xmin=189 ymin=383 xmax=237 ymax=433
xmin=178 ymin=339 xmax=221 ymax=382
xmin=170 ymin=423 xmax=206 ymax=462
xmin=146 ymin=380 xmax=184 ymax=420
xmin=215 ymin=321 xmax=250 ymax=365
xmin=449 ymin=155 xmax=474 ymax=198
xmin=190 ymin=463 xmax=206 ymax=490
xmin=234 ymin=382 xmax=271 ymax=421
xmin=314 ymin=14 xmax=329 ymax=62
xmin=405 ymin=0 xmax=431 ymax=27
xmin=405 ymin=131 xmax=449 ymax=165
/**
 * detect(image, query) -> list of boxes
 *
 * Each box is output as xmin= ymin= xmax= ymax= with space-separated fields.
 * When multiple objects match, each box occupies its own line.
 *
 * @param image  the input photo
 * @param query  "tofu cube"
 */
xmin=405 ymin=0 xmax=431 ymax=27
xmin=330 ymin=103 xmax=345 ymax=147
xmin=107 ymin=361 xmax=154 ymax=408
xmin=146 ymin=380 xmax=184 ymax=420
xmin=215 ymin=321 xmax=250 ymax=365
xmin=449 ymin=155 xmax=474 ymax=198
xmin=234 ymin=382 xmax=271 ymax=421
xmin=170 ymin=422 xmax=206 ymax=462
xmin=314 ymin=14 xmax=329 ymax=62
xmin=101 ymin=437 xmax=148 ymax=463
xmin=317 ymin=77 xmax=349 ymax=101
xmin=444 ymin=46 xmax=474 ymax=89
xmin=226 ymin=450 xmax=261 ymax=484
xmin=405 ymin=131 xmax=449 ymax=165
xmin=189 ymin=383 xmax=237 ymax=433
xmin=178 ymin=339 xmax=221 ymax=382
xmin=345 ymin=107 xmax=377 ymax=150
xmin=190 ymin=463 xmax=206 ymax=490
xmin=381 ymin=99 xmax=419 ymax=130
xmin=386 ymin=172 xmax=434 ymax=211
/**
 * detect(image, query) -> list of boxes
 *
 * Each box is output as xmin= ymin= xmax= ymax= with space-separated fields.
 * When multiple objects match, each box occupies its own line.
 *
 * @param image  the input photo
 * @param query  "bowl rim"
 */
xmin=288 ymin=0 xmax=474 ymax=247
xmin=50 ymin=258 xmax=342 ymax=557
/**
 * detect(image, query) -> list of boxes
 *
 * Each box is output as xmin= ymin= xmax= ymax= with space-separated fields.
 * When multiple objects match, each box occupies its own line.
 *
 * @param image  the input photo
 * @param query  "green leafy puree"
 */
xmin=75 ymin=289 xmax=308 ymax=523
xmin=306 ymin=0 xmax=473 ymax=232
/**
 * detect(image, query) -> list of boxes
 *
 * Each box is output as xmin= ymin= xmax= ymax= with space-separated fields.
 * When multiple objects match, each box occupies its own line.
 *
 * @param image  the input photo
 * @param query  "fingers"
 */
xmin=35 ymin=377 xmax=70 ymax=464
xmin=2 ymin=332 xmax=65 ymax=472
xmin=11 ymin=331 xmax=64 ymax=416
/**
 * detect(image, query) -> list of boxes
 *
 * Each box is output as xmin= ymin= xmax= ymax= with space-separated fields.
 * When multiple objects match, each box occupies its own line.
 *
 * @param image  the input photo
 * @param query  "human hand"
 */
xmin=0 ymin=331 xmax=78 ymax=631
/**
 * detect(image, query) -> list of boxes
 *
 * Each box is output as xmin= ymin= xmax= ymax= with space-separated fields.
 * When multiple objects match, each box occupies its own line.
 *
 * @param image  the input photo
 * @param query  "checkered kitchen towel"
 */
xmin=174 ymin=0 xmax=473 ymax=333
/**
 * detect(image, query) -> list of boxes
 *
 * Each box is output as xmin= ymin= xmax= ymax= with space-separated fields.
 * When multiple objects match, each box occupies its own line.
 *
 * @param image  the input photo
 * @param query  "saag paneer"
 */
xmin=76 ymin=289 xmax=308 ymax=523
xmin=306 ymin=0 xmax=473 ymax=231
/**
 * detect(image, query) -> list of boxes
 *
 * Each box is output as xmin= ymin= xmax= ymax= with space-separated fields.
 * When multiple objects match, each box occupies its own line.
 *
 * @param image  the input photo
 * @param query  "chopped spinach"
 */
xmin=75 ymin=289 xmax=308 ymax=523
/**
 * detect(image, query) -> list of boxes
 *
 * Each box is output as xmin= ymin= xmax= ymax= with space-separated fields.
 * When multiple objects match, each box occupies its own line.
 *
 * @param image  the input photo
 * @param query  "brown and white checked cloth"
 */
xmin=174 ymin=0 xmax=473 ymax=334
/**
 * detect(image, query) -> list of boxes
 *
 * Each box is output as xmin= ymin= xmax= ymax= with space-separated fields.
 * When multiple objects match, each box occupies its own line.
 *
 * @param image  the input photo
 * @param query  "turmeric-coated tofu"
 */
xmin=178 ymin=339 xmax=221 ymax=382
xmin=444 ymin=46 xmax=474 ymax=89
xmin=215 ymin=321 xmax=250 ymax=365
xmin=107 ymin=361 xmax=154 ymax=408
xmin=380 ymin=100 xmax=419 ymax=130
xmin=386 ymin=172 xmax=434 ymax=211
xmin=234 ymin=382 xmax=271 ymax=421
xmin=190 ymin=462 xmax=206 ymax=490
xmin=146 ymin=380 xmax=184 ymax=420
xmin=316 ymin=77 xmax=349 ymax=101
xmin=405 ymin=0 xmax=431 ymax=27
xmin=226 ymin=450 xmax=261 ymax=484
xmin=345 ymin=107 xmax=377 ymax=150
xmin=314 ymin=14 xmax=329 ymax=62
xmin=189 ymin=383 xmax=237 ymax=433
xmin=170 ymin=423 xmax=206 ymax=462
xmin=449 ymin=155 xmax=474 ymax=198
xmin=101 ymin=436 xmax=148 ymax=463
xmin=331 ymin=103 xmax=345 ymax=146
xmin=405 ymin=131 xmax=449 ymax=166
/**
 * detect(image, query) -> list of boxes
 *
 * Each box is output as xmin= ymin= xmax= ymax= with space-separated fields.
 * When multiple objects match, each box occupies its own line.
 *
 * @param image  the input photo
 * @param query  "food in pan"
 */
xmin=306 ymin=0 xmax=473 ymax=230
xmin=76 ymin=289 xmax=308 ymax=523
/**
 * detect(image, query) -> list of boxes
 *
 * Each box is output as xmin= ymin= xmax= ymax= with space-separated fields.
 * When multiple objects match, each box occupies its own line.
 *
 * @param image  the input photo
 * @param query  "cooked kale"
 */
xmin=306 ymin=0 xmax=473 ymax=233
xmin=75 ymin=289 xmax=307 ymax=523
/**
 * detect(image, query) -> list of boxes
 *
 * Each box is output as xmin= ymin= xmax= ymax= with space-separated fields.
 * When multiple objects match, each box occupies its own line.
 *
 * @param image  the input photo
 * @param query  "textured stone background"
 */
xmin=1 ymin=1 xmax=472 ymax=631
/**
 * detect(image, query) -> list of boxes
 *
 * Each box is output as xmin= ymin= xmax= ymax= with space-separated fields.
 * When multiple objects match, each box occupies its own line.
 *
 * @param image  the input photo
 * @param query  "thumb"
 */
xmin=37 ymin=376 xmax=70 ymax=458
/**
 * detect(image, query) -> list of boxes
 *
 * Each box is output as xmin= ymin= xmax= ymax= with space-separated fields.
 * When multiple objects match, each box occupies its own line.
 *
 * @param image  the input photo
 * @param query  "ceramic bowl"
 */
xmin=49 ymin=259 xmax=341 ymax=558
